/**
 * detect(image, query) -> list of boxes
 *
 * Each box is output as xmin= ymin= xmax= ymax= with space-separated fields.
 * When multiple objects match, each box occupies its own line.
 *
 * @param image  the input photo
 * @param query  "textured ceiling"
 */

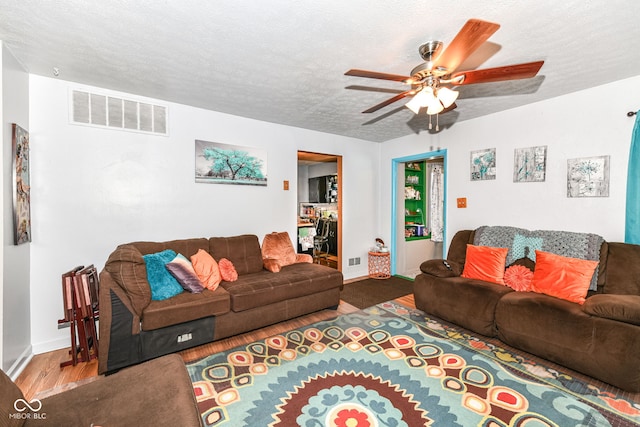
xmin=1 ymin=1 xmax=639 ymax=142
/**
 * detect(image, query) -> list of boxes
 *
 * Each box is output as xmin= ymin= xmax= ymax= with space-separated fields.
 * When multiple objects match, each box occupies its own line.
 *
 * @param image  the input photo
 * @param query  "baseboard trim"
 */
xmin=343 ymin=275 xmax=369 ymax=284
xmin=6 ymin=345 xmax=33 ymax=381
xmin=31 ymin=337 xmax=69 ymax=356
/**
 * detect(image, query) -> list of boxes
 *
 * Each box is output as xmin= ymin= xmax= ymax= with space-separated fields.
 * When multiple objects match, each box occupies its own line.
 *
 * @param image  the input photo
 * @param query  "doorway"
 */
xmin=297 ymin=151 xmax=342 ymax=271
xmin=390 ymin=150 xmax=447 ymax=277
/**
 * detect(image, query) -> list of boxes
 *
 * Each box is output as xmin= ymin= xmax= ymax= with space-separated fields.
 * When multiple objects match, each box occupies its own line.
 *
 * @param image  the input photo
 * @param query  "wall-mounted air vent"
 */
xmin=71 ymin=90 xmax=168 ymax=135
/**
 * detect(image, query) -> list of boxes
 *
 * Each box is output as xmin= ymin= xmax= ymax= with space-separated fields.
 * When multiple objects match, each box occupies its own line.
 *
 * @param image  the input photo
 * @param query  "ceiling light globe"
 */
xmin=437 ymin=87 xmax=459 ymax=108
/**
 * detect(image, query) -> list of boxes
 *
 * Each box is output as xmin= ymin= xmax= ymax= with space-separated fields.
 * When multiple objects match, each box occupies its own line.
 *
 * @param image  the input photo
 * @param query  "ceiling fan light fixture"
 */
xmin=405 ymin=87 xmax=434 ymax=114
xmin=436 ymin=86 xmax=459 ymax=109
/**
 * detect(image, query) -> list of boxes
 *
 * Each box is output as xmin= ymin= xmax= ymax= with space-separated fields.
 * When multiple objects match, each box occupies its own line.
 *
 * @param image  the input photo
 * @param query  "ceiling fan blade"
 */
xmin=450 ymin=60 xmax=544 ymax=85
xmin=435 ymin=19 xmax=500 ymax=73
xmin=362 ymin=90 xmax=415 ymax=113
xmin=345 ymin=69 xmax=411 ymax=83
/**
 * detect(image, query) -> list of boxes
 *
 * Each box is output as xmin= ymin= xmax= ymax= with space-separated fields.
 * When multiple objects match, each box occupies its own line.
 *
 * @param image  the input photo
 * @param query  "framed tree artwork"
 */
xmin=12 ymin=124 xmax=31 ymax=244
xmin=195 ymin=140 xmax=267 ymax=186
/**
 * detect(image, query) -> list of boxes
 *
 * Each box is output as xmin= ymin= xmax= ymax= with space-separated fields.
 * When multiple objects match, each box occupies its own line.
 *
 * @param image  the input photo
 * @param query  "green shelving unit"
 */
xmin=404 ymin=161 xmax=429 ymax=241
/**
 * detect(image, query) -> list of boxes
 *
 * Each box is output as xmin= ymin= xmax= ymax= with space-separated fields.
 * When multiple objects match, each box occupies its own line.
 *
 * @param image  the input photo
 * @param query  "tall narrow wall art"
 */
xmin=12 ymin=124 xmax=31 ymax=244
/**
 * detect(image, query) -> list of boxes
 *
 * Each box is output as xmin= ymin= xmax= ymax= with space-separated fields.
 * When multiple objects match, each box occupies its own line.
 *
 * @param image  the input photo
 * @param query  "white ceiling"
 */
xmin=1 ymin=1 xmax=639 ymax=142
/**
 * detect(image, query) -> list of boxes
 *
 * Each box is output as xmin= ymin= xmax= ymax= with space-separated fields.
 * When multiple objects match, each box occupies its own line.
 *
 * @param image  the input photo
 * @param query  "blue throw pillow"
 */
xmin=143 ymin=249 xmax=183 ymax=300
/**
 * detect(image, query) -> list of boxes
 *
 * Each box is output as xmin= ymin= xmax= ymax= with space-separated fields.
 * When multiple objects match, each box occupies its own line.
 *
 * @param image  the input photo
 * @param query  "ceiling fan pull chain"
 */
xmin=428 ymin=114 xmax=433 ymax=130
xmin=436 ymin=113 xmax=440 ymax=132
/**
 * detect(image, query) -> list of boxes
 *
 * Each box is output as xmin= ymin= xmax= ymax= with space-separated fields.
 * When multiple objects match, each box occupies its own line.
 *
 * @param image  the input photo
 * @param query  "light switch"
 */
xmin=283 ymin=180 xmax=289 ymax=190
xmin=457 ymin=197 xmax=467 ymax=208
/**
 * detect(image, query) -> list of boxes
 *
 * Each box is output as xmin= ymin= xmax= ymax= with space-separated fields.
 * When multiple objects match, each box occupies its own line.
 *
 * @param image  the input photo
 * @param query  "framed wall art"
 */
xmin=12 ymin=123 xmax=31 ymax=244
xmin=514 ymin=145 xmax=547 ymax=182
xmin=470 ymin=148 xmax=496 ymax=181
xmin=567 ymin=155 xmax=610 ymax=197
xmin=195 ymin=140 xmax=267 ymax=186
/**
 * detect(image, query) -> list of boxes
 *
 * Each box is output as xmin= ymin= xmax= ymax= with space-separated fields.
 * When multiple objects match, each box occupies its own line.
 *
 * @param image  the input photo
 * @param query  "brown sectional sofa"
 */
xmin=414 ymin=227 xmax=640 ymax=392
xmin=99 ymin=234 xmax=343 ymax=374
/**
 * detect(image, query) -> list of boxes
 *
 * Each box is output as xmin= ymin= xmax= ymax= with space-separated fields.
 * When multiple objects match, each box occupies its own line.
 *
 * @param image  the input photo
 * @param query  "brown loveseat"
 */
xmin=2 ymin=354 xmax=202 ymax=426
xmin=414 ymin=226 xmax=640 ymax=392
xmin=99 ymin=234 xmax=343 ymax=374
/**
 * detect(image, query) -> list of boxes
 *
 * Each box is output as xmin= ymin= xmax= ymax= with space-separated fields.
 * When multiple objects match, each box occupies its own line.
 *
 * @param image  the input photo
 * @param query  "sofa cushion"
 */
xmin=461 ymin=245 xmax=509 ymax=285
xmin=104 ymin=244 xmax=151 ymax=316
xmin=209 ymin=235 xmax=264 ymax=275
xmin=143 ymin=250 xmax=184 ymax=301
xmin=413 ymin=275 xmax=513 ymax=337
xmin=220 ymin=263 xmax=343 ymax=312
xmin=447 ymin=230 xmax=475 ymax=265
xmin=583 ymin=294 xmax=640 ymax=326
xmin=603 ymin=242 xmax=640 ymax=295
xmin=531 ymin=250 xmax=598 ymax=304
xmin=142 ymin=287 xmax=230 ymax=331
xmin=131 ymin=238 xmax=210 ymax=257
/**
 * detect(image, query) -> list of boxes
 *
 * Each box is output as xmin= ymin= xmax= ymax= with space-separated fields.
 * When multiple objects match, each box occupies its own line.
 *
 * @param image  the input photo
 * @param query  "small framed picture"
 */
xmin=514 ymin=146 xmax=547 ymax=182
xmin=567 ymin=155 xmax=610 ymax=197
xmin=470 ymin=148 xmax=496 ymax=181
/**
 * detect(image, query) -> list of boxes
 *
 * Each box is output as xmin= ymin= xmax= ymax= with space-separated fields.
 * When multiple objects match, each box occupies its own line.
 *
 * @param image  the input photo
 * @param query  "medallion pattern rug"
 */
xmin=186 ymin=302 xmax=640 ymax=426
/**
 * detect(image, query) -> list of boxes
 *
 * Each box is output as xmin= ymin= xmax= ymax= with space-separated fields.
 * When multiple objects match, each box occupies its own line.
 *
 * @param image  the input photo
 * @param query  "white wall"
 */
xmin=2 ymin=44 xmax=31 ymax=375
xmin=29 ymin=76 xmax=379 ymax=353
xmin=380 ymin=75 xmax=640 ymax=256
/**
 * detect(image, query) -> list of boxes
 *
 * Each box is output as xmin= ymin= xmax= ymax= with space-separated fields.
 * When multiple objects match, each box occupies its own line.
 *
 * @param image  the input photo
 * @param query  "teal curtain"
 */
xmin=626 ymin=111 xmax=640 ymax=244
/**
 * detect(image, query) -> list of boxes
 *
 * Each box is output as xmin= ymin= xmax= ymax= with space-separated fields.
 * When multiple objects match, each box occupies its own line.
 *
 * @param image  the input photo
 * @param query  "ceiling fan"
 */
xmin=345 ymin=19 xmax=544 ymax=129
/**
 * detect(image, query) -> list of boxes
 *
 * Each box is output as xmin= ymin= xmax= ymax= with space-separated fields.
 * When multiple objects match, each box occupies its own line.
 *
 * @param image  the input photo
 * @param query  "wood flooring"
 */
xmin=15 ymin=294 xmax=415 ymax=400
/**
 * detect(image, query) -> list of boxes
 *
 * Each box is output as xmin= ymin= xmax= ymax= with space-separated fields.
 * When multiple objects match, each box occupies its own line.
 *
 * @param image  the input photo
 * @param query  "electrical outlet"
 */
xmin=348 ymin=258 xmax=354 ymax=266
xmin=283 ymin=180 xmax=289 ymax=190
xmin=355 ymin=257 xmax=360 ymax=265
xmin=457 ymin=197 xmax=467 ymax=208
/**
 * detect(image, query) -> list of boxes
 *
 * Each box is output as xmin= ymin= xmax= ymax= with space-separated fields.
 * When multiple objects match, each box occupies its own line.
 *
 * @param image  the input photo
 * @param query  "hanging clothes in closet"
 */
xmin=428 ymin=163 xmax=444 ymax=242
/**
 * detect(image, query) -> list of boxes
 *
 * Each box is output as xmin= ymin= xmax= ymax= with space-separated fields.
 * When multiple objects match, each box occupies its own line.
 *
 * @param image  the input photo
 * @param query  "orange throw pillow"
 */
xmin=531 ymin=250 xmax=598 ymax=304
xmin=261 ymin=231 xmax=297 ymax=267
xmin=190 ymin=249 xmax=221 ymax=291
xmin=503 ymin=265 xmax=534 ymax=291
xmin=219 ymin=258 xmax=238 ymax=282
xmin=461 ymin=245 xmax=509 ymax=285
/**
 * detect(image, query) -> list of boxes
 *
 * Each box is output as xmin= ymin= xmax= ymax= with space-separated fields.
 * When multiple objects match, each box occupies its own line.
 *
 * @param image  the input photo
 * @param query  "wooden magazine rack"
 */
xmin=58 ymin=265 xmax=99 ymax=367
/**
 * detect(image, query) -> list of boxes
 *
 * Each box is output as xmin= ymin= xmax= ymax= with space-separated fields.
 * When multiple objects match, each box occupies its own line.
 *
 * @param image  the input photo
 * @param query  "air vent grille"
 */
xmin=71 ymin=90 xmax=168 ymax=135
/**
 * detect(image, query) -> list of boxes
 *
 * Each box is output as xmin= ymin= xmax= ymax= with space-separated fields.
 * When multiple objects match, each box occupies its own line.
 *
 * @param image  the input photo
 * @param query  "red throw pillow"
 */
xmin=531 ymin=250 xmax=598 ymax=304
xmin=219 ymin=258 xmax=238 ymax=282
xmin=504 ymin=265 xmax=534 ymax=291
xmin=461 ymin=245 xmax=509 ymax=285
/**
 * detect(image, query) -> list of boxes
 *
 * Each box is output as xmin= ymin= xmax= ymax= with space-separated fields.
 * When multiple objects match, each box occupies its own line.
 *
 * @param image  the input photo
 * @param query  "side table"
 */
xmin=368 ymin=251 xmax=391 ymax=279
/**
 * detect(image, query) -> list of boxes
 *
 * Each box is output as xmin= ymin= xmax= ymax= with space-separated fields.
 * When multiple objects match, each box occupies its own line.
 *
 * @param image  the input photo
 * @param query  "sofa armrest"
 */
xmin=583 ymin=294 xmax=640 ymax=326
xmin=419 ymin=259 xmax=462 ymax=277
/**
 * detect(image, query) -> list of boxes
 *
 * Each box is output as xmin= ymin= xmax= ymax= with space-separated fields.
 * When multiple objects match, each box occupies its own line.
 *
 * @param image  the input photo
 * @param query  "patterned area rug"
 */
xmin=186 ymin=302 xmax=640 ymax=426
